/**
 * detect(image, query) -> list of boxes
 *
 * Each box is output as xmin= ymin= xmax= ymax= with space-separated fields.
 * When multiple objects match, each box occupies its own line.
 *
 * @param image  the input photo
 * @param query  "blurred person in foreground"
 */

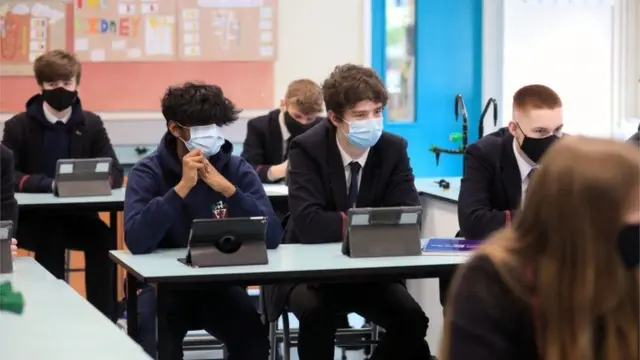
xmin=441 ymin=136 xmax=639 ymax=360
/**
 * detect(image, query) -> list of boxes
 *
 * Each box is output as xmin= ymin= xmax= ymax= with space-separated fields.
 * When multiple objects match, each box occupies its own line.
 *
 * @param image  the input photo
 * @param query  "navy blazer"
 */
xmin=263 ymin=120 xmax=419 ymax=322
xmin=458 ymin=128 xmax=522 ymax=240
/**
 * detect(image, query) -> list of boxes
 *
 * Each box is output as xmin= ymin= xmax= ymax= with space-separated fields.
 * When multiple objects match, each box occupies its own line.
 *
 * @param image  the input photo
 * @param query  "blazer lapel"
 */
xmin=326 ymin=126 xmax=350 ymax=210
xmin=500 ymin=135 xmax=522 ymax=208
xmin=268 ymin=111 xmax=284 ymax=160
xmin=356 ymin=146 xmax=379 ymax=207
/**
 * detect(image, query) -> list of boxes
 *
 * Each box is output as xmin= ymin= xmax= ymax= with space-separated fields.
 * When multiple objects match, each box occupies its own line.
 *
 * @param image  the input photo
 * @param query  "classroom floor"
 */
xmin=184 ymin=348 xmax=366 ymax=360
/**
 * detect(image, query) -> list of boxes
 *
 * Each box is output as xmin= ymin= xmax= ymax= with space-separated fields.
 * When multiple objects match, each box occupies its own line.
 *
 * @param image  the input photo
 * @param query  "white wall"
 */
xmin=273 ymin=0 xmax=366 ymax=104
xmin=482 ymin=0 xmax=638 ymax=139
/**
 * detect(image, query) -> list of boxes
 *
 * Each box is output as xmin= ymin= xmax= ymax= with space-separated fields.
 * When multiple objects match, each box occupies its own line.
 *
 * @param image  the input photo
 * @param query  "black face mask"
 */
xmin=284 ymin=111 xmax=312 ymax=138
xmin=42 ymin=87 xmax=78 ymax=111
xmin=519 ymin=134 xmax=558 ymax=163
xmin=618 ymin=224 xmax=640 ymax=269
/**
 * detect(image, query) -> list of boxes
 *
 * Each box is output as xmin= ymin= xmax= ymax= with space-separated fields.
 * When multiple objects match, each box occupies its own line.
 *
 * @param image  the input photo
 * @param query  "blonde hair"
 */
xmin=441 ymin=136 xmax=640 ymax=360
xmin=283 ymin=79 xmax=324 ymax=115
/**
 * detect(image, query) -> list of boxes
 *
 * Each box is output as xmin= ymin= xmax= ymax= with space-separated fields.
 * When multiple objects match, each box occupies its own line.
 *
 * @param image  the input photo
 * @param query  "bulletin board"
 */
xmin=178 ymin=0 xmax=277 ymax=61
xmin=0 ymin=0 xmax=277 ymax=112
xmin=0 ymin=1 xmax=68 ymax=76
xmin=74 ymin=0 xmax=176 ymax=62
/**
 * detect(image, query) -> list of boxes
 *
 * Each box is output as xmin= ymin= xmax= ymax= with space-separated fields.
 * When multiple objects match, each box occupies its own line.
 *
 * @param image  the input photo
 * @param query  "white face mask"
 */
xmin=341 ymin=117 xmax=384 ymax=148
xmin=180 ymin=124 xmax=225 ymax=157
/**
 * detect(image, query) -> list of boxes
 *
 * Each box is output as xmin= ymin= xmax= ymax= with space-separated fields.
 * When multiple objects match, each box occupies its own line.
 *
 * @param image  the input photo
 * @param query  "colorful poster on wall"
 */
xmin=177 ymin=0 xmax=277 ymax=61
xmin=0 ymin=1 xmax=67 ymax=76
xmin=73 ymin=0 xmax=176 ymax=62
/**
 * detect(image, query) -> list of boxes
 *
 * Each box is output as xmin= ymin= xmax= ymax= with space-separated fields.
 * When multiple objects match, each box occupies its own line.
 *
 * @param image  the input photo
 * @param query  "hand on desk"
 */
xmin=11 ymin=238 xmax=17 ymax=257
xmin=199 ymin=159 xmax=236 ymax=198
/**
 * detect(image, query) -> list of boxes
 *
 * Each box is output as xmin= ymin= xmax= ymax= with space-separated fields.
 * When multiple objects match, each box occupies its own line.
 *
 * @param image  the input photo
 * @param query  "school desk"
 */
xmin=109 ymin=243 xmax=466 ymax=360
xmin=0 ymin=258 xmax=151 ymax=360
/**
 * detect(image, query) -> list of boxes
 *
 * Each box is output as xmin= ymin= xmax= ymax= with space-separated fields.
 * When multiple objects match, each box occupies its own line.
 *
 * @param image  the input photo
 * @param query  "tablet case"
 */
xmin=342 ymin=206 xmax=422 ymax=258
xmin=179 ymin=217 xmax=269 ymax=267
xmin=55 ymin=158 xmax=113 ymax=197
xmin=0 ymin=221 xmax=14 ymax=274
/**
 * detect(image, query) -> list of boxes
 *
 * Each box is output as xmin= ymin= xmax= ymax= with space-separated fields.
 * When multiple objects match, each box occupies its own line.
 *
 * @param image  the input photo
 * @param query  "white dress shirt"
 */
xmin=278 ymin=110 xmax=290 ymax=151
xmin=43 ymin=104 xmax=71 ymax=124
xmin=336 ymin=134 xmax=369 ymax=194
xmin=512 ymin=138 xmax=536 ymax=201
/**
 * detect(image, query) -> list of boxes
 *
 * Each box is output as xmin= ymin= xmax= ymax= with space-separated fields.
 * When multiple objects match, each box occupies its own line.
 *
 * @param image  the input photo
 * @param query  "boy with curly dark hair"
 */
xmin=124 ymin=82 xmax=282 ymax=359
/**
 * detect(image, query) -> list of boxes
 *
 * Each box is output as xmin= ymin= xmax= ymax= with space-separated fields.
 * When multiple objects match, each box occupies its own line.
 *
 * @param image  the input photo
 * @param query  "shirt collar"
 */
xmin=43 ymin=104 xmax=72 ymax=124
xmin=512 ymin=138 xmax=535 ymax=181
xmin=278 ymin=110 xmax=290 ymax=141
xmin=336 ymin=133 xmax=369 ymax=168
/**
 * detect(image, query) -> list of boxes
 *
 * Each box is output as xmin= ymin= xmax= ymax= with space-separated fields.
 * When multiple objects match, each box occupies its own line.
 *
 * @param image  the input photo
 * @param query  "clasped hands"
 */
xmin=178 ymin=149 xmax=236 ymax=198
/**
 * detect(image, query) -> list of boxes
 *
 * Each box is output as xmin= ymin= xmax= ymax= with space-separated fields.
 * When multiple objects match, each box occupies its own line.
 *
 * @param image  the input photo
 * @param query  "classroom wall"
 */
xmin=0 ymin=0 xmax=367 ymax=146
xmin=482 ymin=0 xmax=639 ymax=139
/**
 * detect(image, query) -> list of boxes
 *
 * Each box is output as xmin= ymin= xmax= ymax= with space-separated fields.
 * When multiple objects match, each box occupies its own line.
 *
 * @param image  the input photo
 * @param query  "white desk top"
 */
xmin=110 ymin=243 xmax=467 ymax=283
xmin=0 ymin=257 xmax=57 ymax=283
xmin=15 ymin=184 xmax=288 ymax=207
xmin=414 ymin=177 xmax=460 ymax=202
xmin=15 ymin=188 xmax=126 ymax=207
xmin=0 ymin=259 xmax=151 ymax=360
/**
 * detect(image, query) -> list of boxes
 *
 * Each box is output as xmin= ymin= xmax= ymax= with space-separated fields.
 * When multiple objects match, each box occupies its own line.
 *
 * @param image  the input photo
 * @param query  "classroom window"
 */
xmin=384 ymin=0 xmax=415 ymax=122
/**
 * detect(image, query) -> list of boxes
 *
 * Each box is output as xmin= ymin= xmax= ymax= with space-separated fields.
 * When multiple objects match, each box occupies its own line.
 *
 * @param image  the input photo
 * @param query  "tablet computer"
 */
xmin=0 ymin=220 xmax=14 ymax=274
xmin=343 ymin=206 xmax=422 ymax=258
xmin=55 ymin=157 xmax=113 ymax=197
xmin=179 ymin=217 xmax=269 ymax=267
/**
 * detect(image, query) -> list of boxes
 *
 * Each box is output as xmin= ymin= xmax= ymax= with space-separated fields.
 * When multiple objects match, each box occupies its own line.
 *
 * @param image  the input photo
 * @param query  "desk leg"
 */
xmin=126 ymin=273 xmax=139 ymax=340
xmin=109 ymin=210 xmax=120 ymax=321
xmin=156 ymin=284 xmax=171 ymax=360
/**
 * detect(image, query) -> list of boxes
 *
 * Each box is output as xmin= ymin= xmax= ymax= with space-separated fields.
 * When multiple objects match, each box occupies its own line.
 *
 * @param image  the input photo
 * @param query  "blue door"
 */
xmin=371 ymin=0 xmax=483 ymax=178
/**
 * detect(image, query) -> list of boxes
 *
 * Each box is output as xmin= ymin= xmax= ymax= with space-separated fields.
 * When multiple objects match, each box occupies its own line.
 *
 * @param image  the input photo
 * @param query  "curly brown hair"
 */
xmin=322 ymin=64 xmax=388 ymax=121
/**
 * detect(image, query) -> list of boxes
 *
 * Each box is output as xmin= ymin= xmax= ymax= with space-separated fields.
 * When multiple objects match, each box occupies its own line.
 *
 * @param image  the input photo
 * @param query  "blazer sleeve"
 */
xmin=0 ymin=145 xmax=18 ymax=226
xmin=444 ymin=255 xmax=526 ymax=360
xmin=1 ymin=117 xmax=53 ymax=193
xmin=89 ymin=114 xmax=124 ymax=189
xmin=287 ymin=140 xmax=344 ymax=244
xmin=382 ymin=138 xmax=420 ymax=207
xmin=241 ymin=119 xmax=273 ymax=183
xmin=458 ymin=144 xmax=511 ymax=240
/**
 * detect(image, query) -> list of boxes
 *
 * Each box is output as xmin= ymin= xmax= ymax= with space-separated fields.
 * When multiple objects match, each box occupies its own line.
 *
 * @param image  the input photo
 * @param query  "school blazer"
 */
xmin=2 ymin=110 xmax=124 ymax=192
xmin=241 ymin=109 xmax=323 ymax=183
xmin=0 ymin=144 xmax=18 ymax=227
xmin=263 ymin=120 xmax=420 ymax=322
xmin=458 ymin=128 xmax=522 ymax=240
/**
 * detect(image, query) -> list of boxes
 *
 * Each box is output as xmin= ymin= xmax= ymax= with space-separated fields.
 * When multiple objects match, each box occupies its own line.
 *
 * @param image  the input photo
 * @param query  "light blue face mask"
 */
xmin=180 ymin=124 xmax=225 ymax=157
xmin=342 ymin=117 xmax=384 ymax=148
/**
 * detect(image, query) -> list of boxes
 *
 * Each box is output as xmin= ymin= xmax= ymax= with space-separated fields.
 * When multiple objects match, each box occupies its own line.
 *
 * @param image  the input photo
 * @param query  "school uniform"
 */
xmin=458 ymin=128 xmax=535 ymax=240
xmin=1 ymin=94 xmax=123 ymax=319
xmin=124 ymin=133 xmax=282 ymax=359
xmin=0 ymin=144 xmax=18 ymax=226
xmin=241 ymin=109 xmax=322 ymax=183
xmin=265 ymin=120 xmax=432 ymax=360
xmin=444 ymin=254 xmax=538 ymax=360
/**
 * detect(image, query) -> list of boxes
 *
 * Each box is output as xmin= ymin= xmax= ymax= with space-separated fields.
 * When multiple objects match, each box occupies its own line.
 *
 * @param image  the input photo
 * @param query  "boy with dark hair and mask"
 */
xmin=1 ymin=50 xmax=123 ymax=319
xmin=124 ymin=82 xmax=282 ymax=359
xmin=458 ymin=84 xmax=564 ymax=241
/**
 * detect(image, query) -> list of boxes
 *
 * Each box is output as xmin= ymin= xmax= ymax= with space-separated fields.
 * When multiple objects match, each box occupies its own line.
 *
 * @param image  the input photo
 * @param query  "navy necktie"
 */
xmin=347 ymin=161 xmax=361 ymax=208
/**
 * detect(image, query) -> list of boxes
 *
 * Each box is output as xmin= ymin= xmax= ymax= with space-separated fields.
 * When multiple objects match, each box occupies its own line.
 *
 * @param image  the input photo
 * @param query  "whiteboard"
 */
xmin=502 ymin=0 xmax=614 ymax=138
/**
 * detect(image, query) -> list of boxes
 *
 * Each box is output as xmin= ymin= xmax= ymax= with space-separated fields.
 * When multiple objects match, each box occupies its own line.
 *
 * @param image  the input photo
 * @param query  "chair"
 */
xmin=265 ymin=214 xmax=381 ymax=360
